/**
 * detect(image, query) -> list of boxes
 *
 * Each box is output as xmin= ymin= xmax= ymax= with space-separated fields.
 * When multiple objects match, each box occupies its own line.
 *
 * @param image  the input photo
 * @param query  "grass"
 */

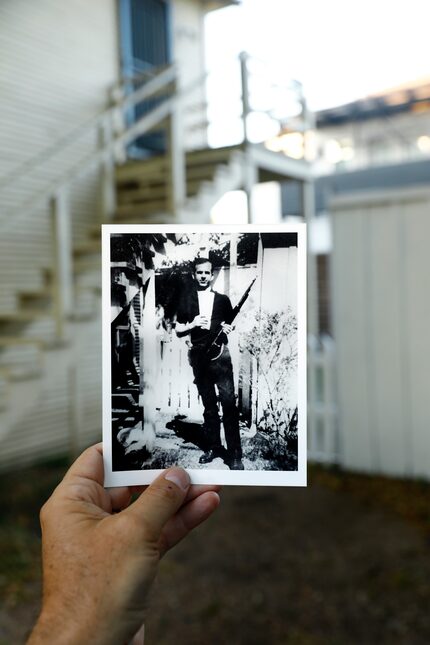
xmin=0 ymin=457 xmax=69 ymax=607
xmin=309 ymin=464 xmax=430 ymax=537
xmin=1 ymin=456 xmax=430 ymax=610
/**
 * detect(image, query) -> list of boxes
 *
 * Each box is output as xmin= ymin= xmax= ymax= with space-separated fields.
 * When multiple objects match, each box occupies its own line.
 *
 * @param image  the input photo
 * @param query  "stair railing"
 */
xmin=1 ymin=53 xmax=313 ymax=341
xmin=1 ymin=63 xmax=186 ymax=340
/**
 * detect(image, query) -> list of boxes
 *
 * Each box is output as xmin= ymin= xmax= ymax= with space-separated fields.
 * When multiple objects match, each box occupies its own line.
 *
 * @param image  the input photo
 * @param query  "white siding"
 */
xmin=0 ymin=311 xmax=103 ymax=471
xmin=331 ymin=186 xmax=430 ymax=479
xmin=0 ymin=0 xmax=119 ymax=311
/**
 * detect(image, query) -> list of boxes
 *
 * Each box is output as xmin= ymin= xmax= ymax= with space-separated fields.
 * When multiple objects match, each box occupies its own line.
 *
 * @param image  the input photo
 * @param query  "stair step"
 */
xmin=74 ymin=240 xmax=102 ymax=257
xmin=75 ymin=257 xmax=101 ymax=274
xmin=186 ymin=179 xmax=206 ymax=196
xmin=116 ymin=157 xmax=168 ymax=183
xmin=0 ymin=316 xmax=66 ymax=349
xmin=0 ymin=341 xmax=44 ymax=380
xmin=117 ymin=184 xmax=168 ymax=204
xmin=185 ymin=146 xmax=234 ymax=166
xmin=19 ymin=288 xmax=52 ymax=310
xmin=88 ymin=225 xmax=102 ymax=240
xmin=0 ymin=369 xmax=9 ymax=411
xmin=0 ymin=337 xmax=45 ymax=348
xmin=116 ymin=200 xmax=168 ymax=219
xmin=0 ymin=309 xmax=52 ymax=323
xmin=113 ymin=212 xmax=175 ymax=225
xmin=186 ymin=165 xmax=220 ymax=180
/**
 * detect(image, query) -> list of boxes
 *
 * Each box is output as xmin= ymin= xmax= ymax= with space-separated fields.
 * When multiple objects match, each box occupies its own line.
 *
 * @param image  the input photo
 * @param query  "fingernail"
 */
xmin=165 ymin=468 xmax=190 ymax=491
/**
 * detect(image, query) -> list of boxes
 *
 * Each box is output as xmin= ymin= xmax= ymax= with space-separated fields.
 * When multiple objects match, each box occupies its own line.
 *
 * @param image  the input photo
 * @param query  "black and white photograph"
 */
xmin=102 ymin=225 xmax=306 ymax=486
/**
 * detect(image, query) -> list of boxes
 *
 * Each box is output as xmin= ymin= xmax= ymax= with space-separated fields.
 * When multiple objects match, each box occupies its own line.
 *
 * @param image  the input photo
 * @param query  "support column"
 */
xmin=243 ymin=154 xmax=258 ymax=224
xmin=97 ymin=115 xmax=116 ymax=222
xmin=50 ymin=187 xmax=73 ymax=340
xmin=168 ymin=79 xmax=186 ymax=218
xmin=303 ymin=179 xmax=319 ymax=338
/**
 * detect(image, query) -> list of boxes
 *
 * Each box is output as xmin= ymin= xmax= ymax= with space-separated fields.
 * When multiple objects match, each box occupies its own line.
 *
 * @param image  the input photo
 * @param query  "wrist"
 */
xmin=29 ymin=607 xmax=79 ymax=645
xmin=28 ymin=605 xmax=103 ymax=645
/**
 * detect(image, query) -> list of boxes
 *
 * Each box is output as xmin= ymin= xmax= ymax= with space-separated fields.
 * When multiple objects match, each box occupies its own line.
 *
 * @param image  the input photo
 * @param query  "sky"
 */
xmin=205 ymin=0 xmax=430 ymax=111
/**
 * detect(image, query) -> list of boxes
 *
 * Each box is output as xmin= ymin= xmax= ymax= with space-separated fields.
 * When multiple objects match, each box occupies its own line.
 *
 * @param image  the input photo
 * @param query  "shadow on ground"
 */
xmin=1 ymin=460 xmax=430 ymax=644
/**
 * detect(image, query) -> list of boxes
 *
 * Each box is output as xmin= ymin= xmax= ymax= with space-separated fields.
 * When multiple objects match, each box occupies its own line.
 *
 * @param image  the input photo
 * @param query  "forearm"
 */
xmin=175 ymin=321 xmax=193 ymax=337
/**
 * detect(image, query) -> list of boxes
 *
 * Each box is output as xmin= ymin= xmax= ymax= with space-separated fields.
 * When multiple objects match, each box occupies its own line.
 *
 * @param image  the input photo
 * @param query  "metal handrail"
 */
xmin=1 ymin=66 xmax=179 ymax=230
xmin=2 ymin=96 xmax=176 ymax=228
xmin=0 ymin=54 xmax=306 ymax=194
xmin=0 ymin=63 xmax=177 ymax=191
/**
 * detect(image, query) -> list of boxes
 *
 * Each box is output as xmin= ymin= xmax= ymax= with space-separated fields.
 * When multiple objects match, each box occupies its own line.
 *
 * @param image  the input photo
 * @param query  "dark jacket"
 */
xmin=176 ymin=287 xmax=233 ymax=346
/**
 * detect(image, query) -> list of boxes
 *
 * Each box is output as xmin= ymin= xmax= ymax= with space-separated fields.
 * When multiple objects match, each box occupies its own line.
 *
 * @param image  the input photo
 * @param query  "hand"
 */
xmin=28 ymin=444 xmax=220 ymax=645
xmin=192 ymin=314 xmax=210 ymax=330
xmin=221 ymin=322 xmax=234 ymax=335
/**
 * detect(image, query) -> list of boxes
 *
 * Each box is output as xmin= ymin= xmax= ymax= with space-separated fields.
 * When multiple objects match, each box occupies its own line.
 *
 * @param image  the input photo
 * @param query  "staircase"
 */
xmin=0 ymin=150 xmax=244 ymax=470
xmin=0 ymin=55 xmax=313 ymax=472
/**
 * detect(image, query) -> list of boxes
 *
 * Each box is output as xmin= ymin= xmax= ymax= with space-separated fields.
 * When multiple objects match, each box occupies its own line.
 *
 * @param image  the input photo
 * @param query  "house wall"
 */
xmin=330 ymin=186 xmax=430 ymax=479
xmin=0 ymin=0 xmax=119 ymax=311
xmin=0 ymin=0 xmax=119 ymax=466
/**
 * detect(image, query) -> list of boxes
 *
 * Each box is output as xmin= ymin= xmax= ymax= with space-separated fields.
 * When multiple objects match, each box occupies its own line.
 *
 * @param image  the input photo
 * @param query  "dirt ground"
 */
xmin=1 ymin=460 xmax=430 ymax=644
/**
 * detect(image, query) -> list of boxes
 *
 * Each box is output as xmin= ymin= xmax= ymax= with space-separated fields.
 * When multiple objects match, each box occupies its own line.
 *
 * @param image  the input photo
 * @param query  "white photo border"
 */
xmin=102 ymin=224 xmax=307 ymax=487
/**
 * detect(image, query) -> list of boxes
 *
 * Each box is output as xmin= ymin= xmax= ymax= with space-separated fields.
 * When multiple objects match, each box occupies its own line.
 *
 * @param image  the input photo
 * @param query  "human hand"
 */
xmin=28 ymin=444 xmax=220 ymax=645
xmin=192 ymin=314 xmax=210 ymax=330
xmin=221 ymin=322 xmax=234 ymax=335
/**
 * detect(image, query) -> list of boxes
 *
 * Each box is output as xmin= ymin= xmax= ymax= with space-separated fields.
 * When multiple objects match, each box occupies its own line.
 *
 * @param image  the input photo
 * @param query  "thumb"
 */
xmin=125 ymin=468 xmax=191 ymax=540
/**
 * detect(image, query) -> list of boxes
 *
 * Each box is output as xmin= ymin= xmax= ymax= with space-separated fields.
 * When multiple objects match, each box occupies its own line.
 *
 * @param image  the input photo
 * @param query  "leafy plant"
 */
xmin=240 ymin=309 xmax=298 ymax=445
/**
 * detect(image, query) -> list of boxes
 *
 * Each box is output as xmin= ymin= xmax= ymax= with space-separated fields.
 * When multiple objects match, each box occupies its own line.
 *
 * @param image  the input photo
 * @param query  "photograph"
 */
xmin=102 ymin=225 xmax=306 ymax=486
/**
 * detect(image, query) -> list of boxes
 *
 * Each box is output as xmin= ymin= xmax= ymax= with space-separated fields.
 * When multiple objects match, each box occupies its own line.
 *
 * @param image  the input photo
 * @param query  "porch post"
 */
xmin=168 ymin=75 xmax=186 ymax=217
xmin=50 ymin=187 xmax=74 ymax=340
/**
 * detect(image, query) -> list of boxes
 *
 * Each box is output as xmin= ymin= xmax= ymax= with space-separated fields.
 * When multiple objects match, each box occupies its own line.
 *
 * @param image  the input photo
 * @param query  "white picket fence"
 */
xmin=157 ymin=336 xmax=202 ymax=421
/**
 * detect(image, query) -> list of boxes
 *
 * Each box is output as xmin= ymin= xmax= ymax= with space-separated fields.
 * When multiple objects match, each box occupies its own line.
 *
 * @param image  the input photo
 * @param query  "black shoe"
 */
xmin=199 ymin=449 xmax=220 ymax=465
xmin=229 ymin=457 xmax=245 ymax=470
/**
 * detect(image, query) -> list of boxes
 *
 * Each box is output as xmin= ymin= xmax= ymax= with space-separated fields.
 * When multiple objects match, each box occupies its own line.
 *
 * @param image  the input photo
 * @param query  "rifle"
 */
xmin=206 ymin=277 xmax=257 ymax=360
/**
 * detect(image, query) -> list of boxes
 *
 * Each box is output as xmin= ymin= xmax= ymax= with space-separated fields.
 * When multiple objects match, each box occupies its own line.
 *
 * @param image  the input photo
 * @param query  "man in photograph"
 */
xmin=175 ymin=257 xmax=244 ymax=470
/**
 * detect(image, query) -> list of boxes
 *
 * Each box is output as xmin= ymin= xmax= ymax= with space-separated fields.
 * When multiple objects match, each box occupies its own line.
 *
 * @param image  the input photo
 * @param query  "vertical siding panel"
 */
xmin=403 ymin=198 xmax=430 ymax=477
xmin=332 ymin=207 xmax=373 ymax=472
xmin=331 ymin=189 xmax=430 ymax=479
xmin=368 ymin=203 xmax=405 ymax=476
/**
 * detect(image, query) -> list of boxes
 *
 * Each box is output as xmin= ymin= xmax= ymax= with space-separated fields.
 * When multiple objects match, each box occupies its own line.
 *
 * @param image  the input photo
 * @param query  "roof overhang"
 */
xmin=201 ymin=0 xmax=241 ymax=13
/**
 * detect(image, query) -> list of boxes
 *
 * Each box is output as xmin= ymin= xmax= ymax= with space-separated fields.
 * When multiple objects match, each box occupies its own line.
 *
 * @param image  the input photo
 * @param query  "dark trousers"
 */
xmin=189 ymin=345 xmax=242 ymax=457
